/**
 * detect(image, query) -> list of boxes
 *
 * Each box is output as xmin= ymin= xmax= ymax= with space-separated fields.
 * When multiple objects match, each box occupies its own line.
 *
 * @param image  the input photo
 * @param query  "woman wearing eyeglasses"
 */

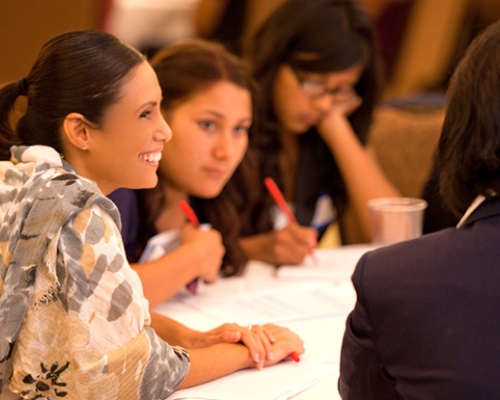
xmin=238 ymin=0 xmax=400 ymax=265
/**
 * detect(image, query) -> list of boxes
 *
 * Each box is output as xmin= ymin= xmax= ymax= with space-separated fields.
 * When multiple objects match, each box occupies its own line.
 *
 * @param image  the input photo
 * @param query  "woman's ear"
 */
xmin=62 ymin=113 xmax=91 ymax=151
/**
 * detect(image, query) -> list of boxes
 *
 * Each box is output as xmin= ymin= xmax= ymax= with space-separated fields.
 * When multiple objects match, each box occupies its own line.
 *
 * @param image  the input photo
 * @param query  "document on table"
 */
xmin=165 ymin=359 xmax=338 ymax=400
xmin=180 ymin=281 xmax=355 ymax=325
xmin=276 ymin=244 xmax=377 ymax=282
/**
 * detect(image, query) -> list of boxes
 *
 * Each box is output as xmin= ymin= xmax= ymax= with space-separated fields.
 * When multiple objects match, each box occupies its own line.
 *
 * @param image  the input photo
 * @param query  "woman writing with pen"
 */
xmin=109 ymin=39 xmax=263 ymax=306
xmin=237 ymin=0 xmax=400 ymax=264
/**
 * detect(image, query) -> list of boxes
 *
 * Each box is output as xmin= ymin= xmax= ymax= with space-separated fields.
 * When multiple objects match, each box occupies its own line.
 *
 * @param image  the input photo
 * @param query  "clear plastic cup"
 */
xmin=368 ymin=197 xmax=428 ymax=246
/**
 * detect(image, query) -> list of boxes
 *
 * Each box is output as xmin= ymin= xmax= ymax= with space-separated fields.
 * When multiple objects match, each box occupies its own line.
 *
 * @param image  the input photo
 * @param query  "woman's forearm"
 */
xmin=320 ymin=115 xmax=400 ymax=239
xmin=132 ymin=246 xmax=203 ymax=307
xmin=150 ymin=311 xmax=199 ymax=347
xmin=178 ymin=343 xmax=254 ymax=388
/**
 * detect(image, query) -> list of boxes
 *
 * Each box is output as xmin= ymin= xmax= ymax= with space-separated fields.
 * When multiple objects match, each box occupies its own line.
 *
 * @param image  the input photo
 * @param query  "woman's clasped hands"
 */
xmin=188 ymin=322 xmax=304 ymax=369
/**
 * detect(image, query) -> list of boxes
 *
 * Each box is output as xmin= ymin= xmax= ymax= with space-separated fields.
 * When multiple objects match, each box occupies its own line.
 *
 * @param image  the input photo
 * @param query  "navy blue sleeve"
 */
xmin=107 ymin=188 xmax=140 ymax=261
xmin=338 ymin=254 xmax=401 ymax=400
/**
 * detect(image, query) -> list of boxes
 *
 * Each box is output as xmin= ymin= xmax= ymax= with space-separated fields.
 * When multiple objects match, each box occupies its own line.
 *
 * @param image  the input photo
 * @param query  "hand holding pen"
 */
xmin=264 ymin=177 xmax=319 ymax=265
xmin=179 ymin=200 xmax=225 ymax=294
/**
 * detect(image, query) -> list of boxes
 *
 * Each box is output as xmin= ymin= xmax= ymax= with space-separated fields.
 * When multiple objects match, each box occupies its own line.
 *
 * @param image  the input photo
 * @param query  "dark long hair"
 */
xmin=137 ymin=39 xmax=261 ymax=276
xmin=0 ymin=30 xmax=144 ymax=160
xmin=245 ymin=0 xmax=382 ymax=229
xmin=437 ymin=20 xmax=500 ymax=216
xmin=199 ymin=0 xmax=248 ymax=56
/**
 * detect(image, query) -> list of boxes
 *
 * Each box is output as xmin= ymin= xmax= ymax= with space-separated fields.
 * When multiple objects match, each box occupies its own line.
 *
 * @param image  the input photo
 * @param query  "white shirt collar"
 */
xmin=456 ymin=195 xmax=487 ymax=228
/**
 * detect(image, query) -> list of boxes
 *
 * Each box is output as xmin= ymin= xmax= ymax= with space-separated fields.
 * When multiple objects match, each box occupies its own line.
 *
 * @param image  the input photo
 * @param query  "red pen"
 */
xmin=289 ymin=351 xmax=301 ymax=362
xmin=264 ymin=177 xmax=297 ymax=223
xmin=263 ymin=177 xmax=319 ymax=265
xmin=179 ymin=200 xmax=200 ymax=228
xmin=179 ymin=200 xmax=199 ymax=294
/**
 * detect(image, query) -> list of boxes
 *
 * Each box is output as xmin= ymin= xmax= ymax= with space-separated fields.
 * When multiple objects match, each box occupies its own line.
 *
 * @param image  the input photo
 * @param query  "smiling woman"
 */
xmin=66 ymin=60 xmax=171 ymax=195
xmin=0 ymin=30 xmax=304 ymax=399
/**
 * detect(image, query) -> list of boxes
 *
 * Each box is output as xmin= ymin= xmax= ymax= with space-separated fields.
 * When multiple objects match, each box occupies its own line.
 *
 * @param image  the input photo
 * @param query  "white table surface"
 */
xmin=155 ymin=244 xmax=377 ymax=400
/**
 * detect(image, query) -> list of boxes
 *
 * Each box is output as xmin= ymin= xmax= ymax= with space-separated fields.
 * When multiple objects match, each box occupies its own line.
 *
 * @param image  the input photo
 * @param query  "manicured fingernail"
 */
xmin=267 ymin=351 xmax=274 ymax=360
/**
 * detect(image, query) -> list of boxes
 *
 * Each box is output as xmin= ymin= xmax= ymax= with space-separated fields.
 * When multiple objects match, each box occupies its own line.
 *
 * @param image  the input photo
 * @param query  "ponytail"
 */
xmin=0 ymin=79 xmax=26 ymax=160
xmin=0 ymin=30 xmax=144 ymax=162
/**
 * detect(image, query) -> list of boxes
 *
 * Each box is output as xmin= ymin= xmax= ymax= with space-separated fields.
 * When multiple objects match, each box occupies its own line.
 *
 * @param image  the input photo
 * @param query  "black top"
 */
xmin=340 ymin=196 xmax=500 ymax=399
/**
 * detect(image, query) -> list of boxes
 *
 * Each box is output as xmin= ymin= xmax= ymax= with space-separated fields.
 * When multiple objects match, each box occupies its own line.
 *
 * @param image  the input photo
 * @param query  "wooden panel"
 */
xmin=0 ymin=0 xmax=97 ymax=85
xmin=384 ymin=0 xmax=470 ymax=96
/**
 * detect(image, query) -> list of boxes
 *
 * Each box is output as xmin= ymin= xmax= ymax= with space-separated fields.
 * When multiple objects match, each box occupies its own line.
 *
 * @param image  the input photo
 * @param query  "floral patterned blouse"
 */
xmin=0 ymin=146 xmax=189 ymax=400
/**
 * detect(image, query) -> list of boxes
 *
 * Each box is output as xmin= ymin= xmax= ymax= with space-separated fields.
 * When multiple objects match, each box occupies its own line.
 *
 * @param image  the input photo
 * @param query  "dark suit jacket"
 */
xmin=339 ymin=197 xmax=500 ymax=399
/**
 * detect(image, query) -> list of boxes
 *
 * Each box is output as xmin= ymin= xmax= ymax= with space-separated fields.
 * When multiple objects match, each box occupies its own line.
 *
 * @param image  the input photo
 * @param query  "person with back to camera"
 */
xmin=0 ymin=30 xmax=304 ymax=399
xmin=240 ymin=0 xmax=401 ymax=265
xmin=109 ymin=39 xmax=264 ymax=307
xmin=339 ymin=19 xmax=500 ymax=399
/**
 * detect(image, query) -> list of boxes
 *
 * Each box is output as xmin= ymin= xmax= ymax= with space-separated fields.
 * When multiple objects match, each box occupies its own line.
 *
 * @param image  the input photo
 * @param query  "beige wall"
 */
xmin=0 ymin=0 xmax=98 ymax=85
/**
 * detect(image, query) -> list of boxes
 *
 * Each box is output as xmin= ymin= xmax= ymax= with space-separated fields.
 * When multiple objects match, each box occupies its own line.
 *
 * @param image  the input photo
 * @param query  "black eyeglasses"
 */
xmin=289 ymin=66 xmax=358 ymax=104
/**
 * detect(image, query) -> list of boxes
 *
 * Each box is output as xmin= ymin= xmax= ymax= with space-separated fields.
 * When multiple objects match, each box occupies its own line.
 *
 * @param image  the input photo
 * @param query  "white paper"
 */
xmin=165 ymin=359 xmax=338 ymax=400
xmin=180 ymin=281 xmax=355 ymax=325
xmin=276 ymin=245 xmax=377 ymax=282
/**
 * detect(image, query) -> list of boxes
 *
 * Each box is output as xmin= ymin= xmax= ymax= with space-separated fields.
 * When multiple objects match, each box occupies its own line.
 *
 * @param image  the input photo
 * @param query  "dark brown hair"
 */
xmin=0 ymin=30 xmax=144 ymax=160
xmin=245 ymin=0 xmax=382 ymax=229
xmin=138 ymin=39 xmax=261 ymax=276
xmin=437 ymin=20 xmax=500 ymax=216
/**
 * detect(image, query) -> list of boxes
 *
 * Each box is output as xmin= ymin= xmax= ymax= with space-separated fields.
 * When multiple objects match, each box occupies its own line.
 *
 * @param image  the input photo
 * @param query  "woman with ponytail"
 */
xmin=0 ymin=30 xmax=303 ymax=399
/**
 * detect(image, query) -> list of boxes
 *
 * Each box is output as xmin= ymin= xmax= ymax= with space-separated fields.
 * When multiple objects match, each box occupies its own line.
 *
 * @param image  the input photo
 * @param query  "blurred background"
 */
xmin=1 ymin=0 xmax=499 ymax=98
xmin=2 ymin=0 xmax=500 ymax=242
